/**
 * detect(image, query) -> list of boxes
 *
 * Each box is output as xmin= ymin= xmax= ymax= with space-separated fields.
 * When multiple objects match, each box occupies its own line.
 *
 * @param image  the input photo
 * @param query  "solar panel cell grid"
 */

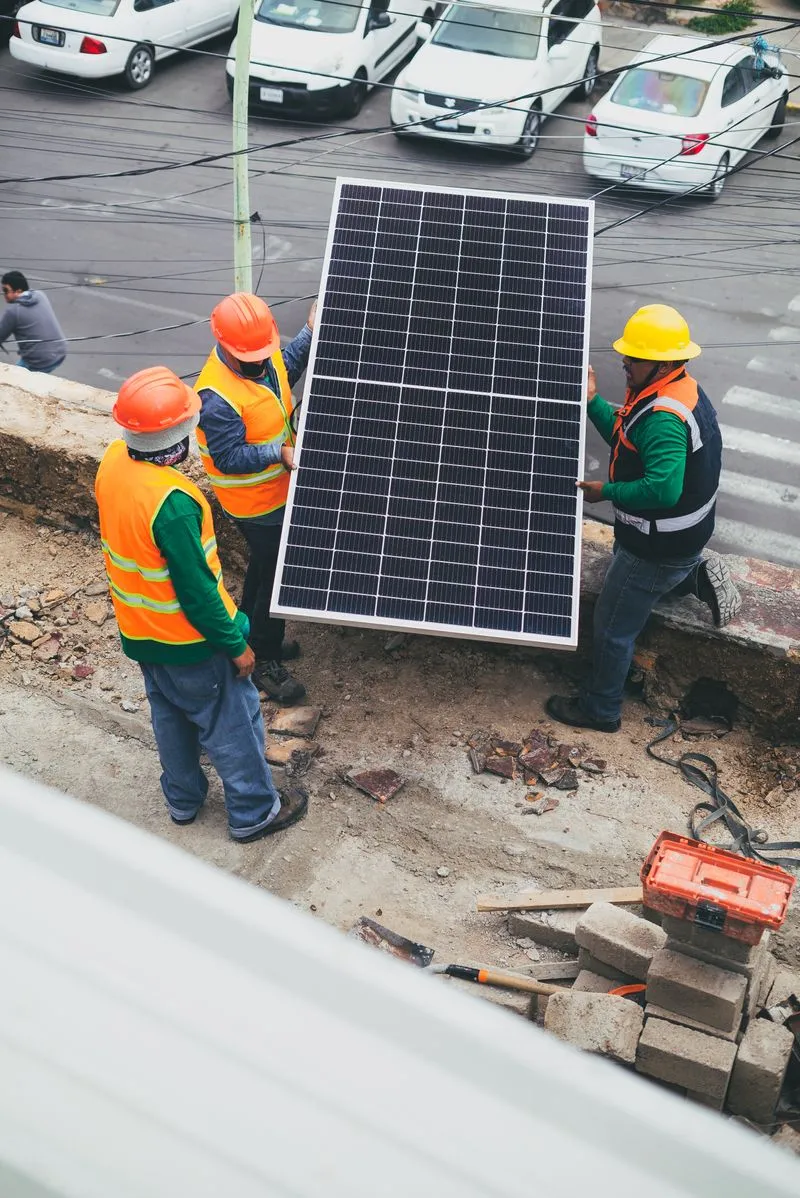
xmin=273 ymin=178 xmax=593 ymax=647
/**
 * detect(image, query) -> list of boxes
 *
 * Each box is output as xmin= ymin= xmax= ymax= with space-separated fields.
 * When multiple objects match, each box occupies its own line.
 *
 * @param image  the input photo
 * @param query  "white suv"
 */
xmin=390 ymin=0 xmax=602 ymax=156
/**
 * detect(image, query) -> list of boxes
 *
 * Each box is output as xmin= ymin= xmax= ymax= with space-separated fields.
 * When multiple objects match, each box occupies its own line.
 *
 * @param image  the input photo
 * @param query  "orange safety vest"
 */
xmin=94 ymin=440 xmax=238 ymax=646
xmin=194 ymin=347 xmax=295 ymax=520
xmin=609 ymin=367 xmax=698 ymax=480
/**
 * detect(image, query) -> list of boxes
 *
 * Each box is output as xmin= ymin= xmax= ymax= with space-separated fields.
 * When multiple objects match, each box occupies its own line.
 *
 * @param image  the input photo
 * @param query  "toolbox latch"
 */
xmin=693 ymin=900 xmax=726 ymax=933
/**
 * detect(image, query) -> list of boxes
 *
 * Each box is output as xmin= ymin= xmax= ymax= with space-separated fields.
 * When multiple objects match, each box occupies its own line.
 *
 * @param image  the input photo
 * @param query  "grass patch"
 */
xmin=687 ymin=0 xmax=758 ymax=33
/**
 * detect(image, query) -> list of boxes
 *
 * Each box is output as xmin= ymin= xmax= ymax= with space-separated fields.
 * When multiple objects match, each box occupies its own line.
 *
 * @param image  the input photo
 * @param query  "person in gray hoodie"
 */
xmin=0 ymin=270 xmax=68 ymax=373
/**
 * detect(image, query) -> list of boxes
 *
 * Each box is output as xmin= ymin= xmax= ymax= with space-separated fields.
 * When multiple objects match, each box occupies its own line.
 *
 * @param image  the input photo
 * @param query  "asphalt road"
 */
xmin=2 ymin=36 xmax=799 ymax=564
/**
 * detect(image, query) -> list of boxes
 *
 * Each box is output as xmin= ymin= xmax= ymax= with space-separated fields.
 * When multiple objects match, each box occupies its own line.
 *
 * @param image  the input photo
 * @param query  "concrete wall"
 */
xmin=1 ymin=363 xmax=798 ymax=739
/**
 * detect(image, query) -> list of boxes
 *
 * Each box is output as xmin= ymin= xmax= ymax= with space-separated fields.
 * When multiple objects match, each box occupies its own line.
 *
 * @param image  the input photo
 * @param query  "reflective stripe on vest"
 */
xmin=194 ymin=347 xmax=295 ymax=520
xmin=614 ymin=490 xmax=718 ymax=536
xmin=624 ymin=396 xmax=703 ymax=453
xmin=94 ymin=440 xmax=238 ymax=646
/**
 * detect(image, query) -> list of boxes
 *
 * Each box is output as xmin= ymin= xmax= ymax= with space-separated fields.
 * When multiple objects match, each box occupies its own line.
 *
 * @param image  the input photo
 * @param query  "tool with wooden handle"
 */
xmin=430 ymin=964 xmax=565 ymax=996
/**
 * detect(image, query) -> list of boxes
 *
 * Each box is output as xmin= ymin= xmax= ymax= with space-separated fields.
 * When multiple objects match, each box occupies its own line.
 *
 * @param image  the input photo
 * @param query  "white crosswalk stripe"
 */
xmin=719 ymin=424 xmax=800 ymax=467
xmin=721 ymin=385 xmax=800 ymax=424
xmin=768 ymin=326 xmax=800 ymax=342
xmin=718 ymin=471 xmax=800 ymax=511
xmin=713 ymin=518 xmax=800 ymax=567
xmin=746 ymin=356 xmax=800 ymax=382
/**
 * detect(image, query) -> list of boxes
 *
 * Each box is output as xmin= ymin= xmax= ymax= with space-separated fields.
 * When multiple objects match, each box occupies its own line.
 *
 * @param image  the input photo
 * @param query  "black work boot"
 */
xmin=252 ymin=659 xmax=306 ymax=705
xmin=545 ymin=695 xmax=621 ymax=734
xmin=697 ymin=552 xmax=742 ymax=627
xmin=235 ymin=785 xmax=309 ymax=843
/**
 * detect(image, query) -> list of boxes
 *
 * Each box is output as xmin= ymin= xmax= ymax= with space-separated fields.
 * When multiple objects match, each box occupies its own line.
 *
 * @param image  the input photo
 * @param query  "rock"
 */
xmin=436 ymin=866 xmax=450 ymax=878
xmin=18 ymin=586 xmax=39 ymax=600
xmin=491 ymin=737 xmax=522 ymax=757
xmin=485 ymin=756 xmax=515 ymax=779
xmin=268 ymin=706 xmax=322 ymax=739
xmin=522 ymin=796 xmax=560 ymax=815
xmin=48 ymin=544 xmax=58 ymax=557
xmin=27 ymin=598 xmax=42 ymax=614
xmin=43 ymin=588 xmax=66 ymax=606
xmin=345 ymin=766 xmax=404 ymax=803
xmin=15 ymin=606 xmax=34 ymax=620
xmin=526 ymin=947 xmax=541 ymax=962
xmin=266 ymin=737 xmax=318 ymax=767
xmin=580 ymin=757 xmax=607 ymax=774
xmin=120 ymin=700 xmax=140 ymax=713
xmin=32 ymin=637 xmax=61 ymax=662
xmin=11 ymin=643 xmax=33 ymax=659
xmin=384 ymin=633 xmax=407 ymax=652
xmin=555 ymin=769 xmax=579 ymax=791
xmin=0 ymin=594 xmax=14 ymax=608
xmin=468 ymin=747 xmax=486 ymax=774
xmin=502 ymin=844 xmax=525 ymax=858
xmin=84 ymin=579 xmax=109 ymax=597
xmin=72 ymin=664 xmax=95 ymax=681
xmin=84 ymin=602 xmax=109 ymax=627
xmin=519 ymin=746 xmax=557 ymax=774
xmin=8 ymin=620 xmax=40 ymax=644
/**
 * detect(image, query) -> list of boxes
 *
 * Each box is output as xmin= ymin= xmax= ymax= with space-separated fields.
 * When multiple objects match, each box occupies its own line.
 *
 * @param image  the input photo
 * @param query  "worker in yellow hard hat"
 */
xmin=547 ymin=304 xmax=741 ymax=734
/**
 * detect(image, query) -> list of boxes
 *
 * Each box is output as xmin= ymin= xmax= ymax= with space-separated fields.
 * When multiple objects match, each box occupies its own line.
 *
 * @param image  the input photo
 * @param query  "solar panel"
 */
xmin=272 ymin=178 xmax=593 ymax=648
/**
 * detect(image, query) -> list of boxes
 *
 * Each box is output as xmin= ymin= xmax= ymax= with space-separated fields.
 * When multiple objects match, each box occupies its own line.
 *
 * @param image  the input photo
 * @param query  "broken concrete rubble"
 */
xmin=508 ymin=908 xmax=580 ymax=952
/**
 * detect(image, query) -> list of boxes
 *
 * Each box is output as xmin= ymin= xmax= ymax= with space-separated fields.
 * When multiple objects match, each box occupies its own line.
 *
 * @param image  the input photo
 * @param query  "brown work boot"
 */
xmin=235 ymin=785 xmax=309 ymax=843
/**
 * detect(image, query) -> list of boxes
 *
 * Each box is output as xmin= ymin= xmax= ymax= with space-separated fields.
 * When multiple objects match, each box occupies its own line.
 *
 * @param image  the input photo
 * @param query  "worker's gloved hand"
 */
xmin=586 ymin=363 xmax=597 ymax=405
xmin=577 ymin=480 xmax=605 ymax=504
xmin=307 ymin=300 xmax=317 ymax=330
xmin=281 ymin=444 xmax=296 ymax=471
xmin=232 ymin=645 xmax=256 ymax=679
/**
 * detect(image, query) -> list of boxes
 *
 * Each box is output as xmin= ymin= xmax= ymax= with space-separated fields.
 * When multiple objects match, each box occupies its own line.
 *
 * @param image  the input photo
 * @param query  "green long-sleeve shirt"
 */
xmin=588 ymin=394 xmax=687 ymax=511
xmin=118 ymin=491 xmax=249 ymax=666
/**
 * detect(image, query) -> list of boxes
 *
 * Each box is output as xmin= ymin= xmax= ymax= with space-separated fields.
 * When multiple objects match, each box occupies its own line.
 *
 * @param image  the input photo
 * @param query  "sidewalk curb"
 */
xmin=1 ymin=363 xmax=798 ymax=740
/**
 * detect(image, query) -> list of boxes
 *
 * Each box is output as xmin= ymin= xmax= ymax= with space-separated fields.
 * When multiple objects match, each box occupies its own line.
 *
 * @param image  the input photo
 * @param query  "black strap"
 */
xmin=646 ymin=717 xmax=800 ymax=870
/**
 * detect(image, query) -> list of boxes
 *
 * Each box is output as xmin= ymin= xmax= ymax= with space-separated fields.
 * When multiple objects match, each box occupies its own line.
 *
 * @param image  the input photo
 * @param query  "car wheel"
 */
xmin=341 ymin=70 xmax=368 ymax=119
xmin=125 ymin=43 xmax=154 ymax=90
xmin=225 ymin=74 xmax=234 ymax=101
xmin=705 ymin=153 xmax=729 ymax=201
xmin=764 ymin=93 xmax=787 ymax=140
xmin=572 ymin=45 xmax=599 ymax=101
xmin=515 ymin=105 xmax=541 ymax=158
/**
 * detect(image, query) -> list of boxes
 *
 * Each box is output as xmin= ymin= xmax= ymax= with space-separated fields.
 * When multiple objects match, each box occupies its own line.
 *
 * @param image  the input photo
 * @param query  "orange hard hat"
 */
xmin=113 ymin=366 xmax=200 ymax=434
xmin=210 ymin=292 xmax=280 ymax=362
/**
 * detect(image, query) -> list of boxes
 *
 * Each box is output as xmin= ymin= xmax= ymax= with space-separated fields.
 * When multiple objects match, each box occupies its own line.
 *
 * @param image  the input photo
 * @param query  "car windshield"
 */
xmin=610 ymin=67 xmax=709 ymax=117
xmin=41 ymin=0 xmax=121 ymax=14
xmin=432 ymin=5 xmax=542 ymax=60
xmin=256 ymin=0 xmax=360 ymax=33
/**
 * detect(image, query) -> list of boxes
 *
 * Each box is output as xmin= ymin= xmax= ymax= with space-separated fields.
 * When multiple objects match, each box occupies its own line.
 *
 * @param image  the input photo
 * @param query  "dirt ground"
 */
xmin=1 ymin=509 xmax=798 ymax=1006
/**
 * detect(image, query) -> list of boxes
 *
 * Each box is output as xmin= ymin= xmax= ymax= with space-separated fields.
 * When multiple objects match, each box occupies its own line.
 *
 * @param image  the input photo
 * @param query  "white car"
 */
xmin=10 ymin=0 xmax=240 ymax=88
xmin=583 ymin=35 xmax=788 ymax=199
xmin=233 ymin=0 xmax=439 ymax=119
xmin=389 ymin=0 xmax=602 ymax=157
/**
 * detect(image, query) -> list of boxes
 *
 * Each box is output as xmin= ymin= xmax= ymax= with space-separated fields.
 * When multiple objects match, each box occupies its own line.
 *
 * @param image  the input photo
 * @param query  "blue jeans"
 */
xmin=580 ymin=543 xmax=703 ymax=724
xmin=140 ymin=654 xmax=280 ymax=839
xmin=16 ymin=356 xmax=65 ymax=374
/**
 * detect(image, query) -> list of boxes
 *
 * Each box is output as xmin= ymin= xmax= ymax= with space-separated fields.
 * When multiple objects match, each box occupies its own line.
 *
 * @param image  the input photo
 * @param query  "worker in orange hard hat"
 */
xmin=95 ymin=365 xmax=309 ymax=841
xmin=547 ymin=305 xmax=741 ymax=735
xmin=195 ymin=292 xmax=317 ymax=706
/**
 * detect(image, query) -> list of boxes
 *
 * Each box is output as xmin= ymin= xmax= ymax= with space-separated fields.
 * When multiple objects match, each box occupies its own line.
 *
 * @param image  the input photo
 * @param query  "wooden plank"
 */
xmin=523 ymin=961 xmax=580 ymax=982
xmin=476 ymin=885 xmax=643 ymax=914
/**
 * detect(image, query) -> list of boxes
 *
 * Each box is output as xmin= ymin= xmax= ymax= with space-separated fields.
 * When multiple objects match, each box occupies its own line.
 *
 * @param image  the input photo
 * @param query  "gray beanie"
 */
xmin=121 ymin=410 xmax=199 ymax=454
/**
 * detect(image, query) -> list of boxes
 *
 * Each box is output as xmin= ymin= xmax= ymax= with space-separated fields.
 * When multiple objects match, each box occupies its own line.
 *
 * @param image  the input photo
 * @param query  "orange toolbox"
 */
xmin=641 ymin=831 xmax=796 ymax=945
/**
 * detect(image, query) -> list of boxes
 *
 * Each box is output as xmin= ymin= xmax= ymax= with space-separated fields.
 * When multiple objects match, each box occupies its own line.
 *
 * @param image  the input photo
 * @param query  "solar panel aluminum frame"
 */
xmin=272 ymin=177 xmax=593 ymax=649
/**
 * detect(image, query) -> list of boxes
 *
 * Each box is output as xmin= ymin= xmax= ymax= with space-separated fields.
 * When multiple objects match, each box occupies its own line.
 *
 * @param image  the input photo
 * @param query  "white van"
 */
xmin=11 ymin=0 xmax=239 ymax=88
xmin=390 ymin=0 xmax=602 ymax=156
xmin=230 ymin=0 xmax=439 ymax=118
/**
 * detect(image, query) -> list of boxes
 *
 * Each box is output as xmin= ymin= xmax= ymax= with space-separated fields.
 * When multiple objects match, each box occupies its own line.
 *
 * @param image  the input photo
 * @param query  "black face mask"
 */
xmin=238 ymin=358 xmax=270 ymax=380
xmin=128 ymin=437 xmax=190 ymax=467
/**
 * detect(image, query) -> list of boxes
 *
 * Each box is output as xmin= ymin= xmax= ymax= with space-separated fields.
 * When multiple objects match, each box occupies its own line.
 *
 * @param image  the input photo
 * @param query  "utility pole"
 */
xmin=232 ymin=0 xmax=254 ymax=292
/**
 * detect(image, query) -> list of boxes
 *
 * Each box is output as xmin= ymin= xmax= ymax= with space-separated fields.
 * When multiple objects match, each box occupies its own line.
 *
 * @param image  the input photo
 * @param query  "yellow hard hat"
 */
xmin=613 ymin=304 xmax=701 ymax=361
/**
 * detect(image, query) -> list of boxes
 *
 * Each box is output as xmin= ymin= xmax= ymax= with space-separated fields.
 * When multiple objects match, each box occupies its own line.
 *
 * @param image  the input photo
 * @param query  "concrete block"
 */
xmin=575 ymin=902 xmax=666 ymax=981
xmin=544 ymin=991 xmax=644 ymax=1065
xmin=663 ymin=917 xmax=768 ymax=967
xmin=726 ymin=1019 xmax=794 ymax=1124
xmin=687 ymin=1088 xmax=726 ymax=1112
xmin=636 ymin=1018 xmax=736 ymax=1104
xmin=577 ymin=948 xmax=637 ymax=985
xmin=665 ymin=933 xmax=768 ymax=979
xmin=645 ymin=1003 xmax=738 ymax=1044
xmin=573 ymin=969 xmax=620 ymax=995
xmin=745 ymin=945 xmax=774 ymax=1018
xmin=508 ymin=908 xmax=579 ymax=952
xmin=647 ymin=948 xmax=746 ymax=1033
xmin=772 ymin=1125 xmax=800 ymax=1156
xmin=642 ymin=906 xmax=663 ymax=926
xmin=766 ymin=968 xmax=800 ymax=1009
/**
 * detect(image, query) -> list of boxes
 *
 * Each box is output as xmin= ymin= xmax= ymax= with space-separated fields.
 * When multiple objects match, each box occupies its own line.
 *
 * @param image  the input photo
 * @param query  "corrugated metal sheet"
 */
xmin=0 ymin=765 xmax=797 ymax=1197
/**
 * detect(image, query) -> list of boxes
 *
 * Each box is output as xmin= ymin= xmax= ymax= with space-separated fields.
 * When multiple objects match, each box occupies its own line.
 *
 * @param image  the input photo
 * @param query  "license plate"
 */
xmin=38 ymin=27 xmax=63 ymax=45
xmin=621 ymin=163 xmax=646 ymax=181
xmin=259 ymin=86 xmax=283 ymax=103
xmin=433 ymin=117 xmax=458 ymax=131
